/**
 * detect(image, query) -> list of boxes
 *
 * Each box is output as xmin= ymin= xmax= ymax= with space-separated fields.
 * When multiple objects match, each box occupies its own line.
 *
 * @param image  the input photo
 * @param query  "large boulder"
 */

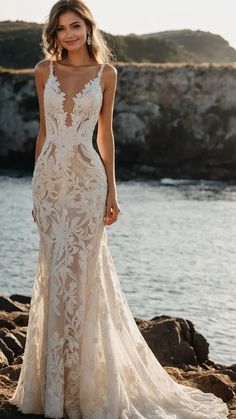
xmin=135 ymin=315 xmax=209 ymax=367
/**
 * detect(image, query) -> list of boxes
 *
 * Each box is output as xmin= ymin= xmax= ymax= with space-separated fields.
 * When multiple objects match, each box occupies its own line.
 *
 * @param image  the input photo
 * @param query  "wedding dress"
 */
xmin=9 ymin=60 xmax=229 ymax=419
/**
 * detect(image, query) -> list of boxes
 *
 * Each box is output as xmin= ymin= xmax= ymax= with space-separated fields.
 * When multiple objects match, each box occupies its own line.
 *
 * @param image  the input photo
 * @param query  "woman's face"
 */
xmin=56 ymin=10 xmax=88 ymax=52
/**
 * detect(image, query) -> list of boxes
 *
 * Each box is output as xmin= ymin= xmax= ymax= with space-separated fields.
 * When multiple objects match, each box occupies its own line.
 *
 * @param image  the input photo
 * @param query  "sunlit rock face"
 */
xmin=1 ymin=63 xmax=236 ymax=179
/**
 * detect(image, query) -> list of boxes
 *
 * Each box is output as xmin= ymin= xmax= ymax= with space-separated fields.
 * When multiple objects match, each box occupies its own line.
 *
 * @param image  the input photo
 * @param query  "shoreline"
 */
xmin=2 ymin=167 xmax=236 ymax=183
xmin=0 ymin=293 xmax=235 ymax=417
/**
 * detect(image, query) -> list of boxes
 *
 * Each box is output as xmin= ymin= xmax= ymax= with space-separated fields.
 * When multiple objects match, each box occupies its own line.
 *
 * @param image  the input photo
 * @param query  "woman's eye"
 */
xmin=56 ymin=24 xmax=80 ymax=32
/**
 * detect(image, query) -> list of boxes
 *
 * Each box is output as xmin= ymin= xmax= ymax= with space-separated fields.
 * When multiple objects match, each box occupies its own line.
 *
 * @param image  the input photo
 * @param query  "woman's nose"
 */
xmin=65 ymin=30 xmax=75 ymax=38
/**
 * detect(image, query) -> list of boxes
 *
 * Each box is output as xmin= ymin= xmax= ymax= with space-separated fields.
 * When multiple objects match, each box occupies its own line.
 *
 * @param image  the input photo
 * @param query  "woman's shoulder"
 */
xmin=103 ymin=63 xmax=117 ymax=79
xmin=34 ymin=58 xmax=52 ymax=74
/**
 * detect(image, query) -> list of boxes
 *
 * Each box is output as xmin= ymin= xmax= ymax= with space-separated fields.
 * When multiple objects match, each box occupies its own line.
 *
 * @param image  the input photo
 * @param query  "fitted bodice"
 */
xmin=44 ymin=60 xmax=105 ymax=140
xmin=34 ymin=60 xmax=106 ymax=171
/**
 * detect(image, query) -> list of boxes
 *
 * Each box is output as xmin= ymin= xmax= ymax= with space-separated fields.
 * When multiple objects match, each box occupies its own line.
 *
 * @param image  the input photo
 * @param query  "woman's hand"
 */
xmin=104 ymin=191 xmax=121 ymax=226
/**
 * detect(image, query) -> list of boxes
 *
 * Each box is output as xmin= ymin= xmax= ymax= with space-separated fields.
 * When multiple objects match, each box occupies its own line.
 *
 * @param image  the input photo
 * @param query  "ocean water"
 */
xmin=0 ymin=172 xmax=235 ymax=365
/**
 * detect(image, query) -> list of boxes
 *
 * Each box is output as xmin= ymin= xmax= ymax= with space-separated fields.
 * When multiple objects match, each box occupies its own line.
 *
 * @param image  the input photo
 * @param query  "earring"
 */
xmin=59 ymin=43 xmax=64 ymax=58
xmin=87 ymin=32 xmax=92 ymax=45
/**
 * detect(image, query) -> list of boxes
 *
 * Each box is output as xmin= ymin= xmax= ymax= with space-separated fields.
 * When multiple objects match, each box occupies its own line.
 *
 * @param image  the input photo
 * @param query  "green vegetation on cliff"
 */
xmin=0 ymin=21 xmax=235 ymax=69
xmin=0 ymin=21 xmax=43 ymax=68
xmin=141 ymin=29 xmax=236 ymax=62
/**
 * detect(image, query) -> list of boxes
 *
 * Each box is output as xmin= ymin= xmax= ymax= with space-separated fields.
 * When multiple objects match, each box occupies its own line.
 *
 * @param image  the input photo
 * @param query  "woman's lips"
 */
xmin=65 ymin=39 xmax=78 ymax=45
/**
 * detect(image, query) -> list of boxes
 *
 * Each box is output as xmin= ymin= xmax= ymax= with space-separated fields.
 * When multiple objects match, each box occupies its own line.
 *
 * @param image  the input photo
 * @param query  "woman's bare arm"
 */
xmin=97 ymin=63 xmax=120 ymax=225
xmin=31 ymin=60 xmax=48 ymax=222
xmin=34 ymin=60 xmax=48 ymax=165
xmin=97 ymin=63 xmax=117 ymax=195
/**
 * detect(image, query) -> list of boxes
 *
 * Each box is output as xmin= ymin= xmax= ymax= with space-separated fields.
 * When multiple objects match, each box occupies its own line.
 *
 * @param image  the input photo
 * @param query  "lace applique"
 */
xmin=9 ymin=59 xmax=229 ymax=419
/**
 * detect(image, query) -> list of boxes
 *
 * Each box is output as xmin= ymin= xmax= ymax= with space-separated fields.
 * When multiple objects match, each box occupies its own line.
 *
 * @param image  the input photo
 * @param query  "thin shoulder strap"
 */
xmin=49 ymin=60 xmax=54 ymax=76
xmin=97 ymin=63 xmax=105 ymax=82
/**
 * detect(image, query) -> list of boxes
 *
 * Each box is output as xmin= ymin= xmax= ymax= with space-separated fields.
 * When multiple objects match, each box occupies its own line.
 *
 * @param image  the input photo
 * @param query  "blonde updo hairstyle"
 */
xmin=42 ymin=0 xmax=114 ymax=63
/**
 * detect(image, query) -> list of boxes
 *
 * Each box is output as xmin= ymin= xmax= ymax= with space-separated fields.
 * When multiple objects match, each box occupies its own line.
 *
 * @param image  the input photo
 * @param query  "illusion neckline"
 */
xmin=45 ymin=60 xmax=104 ymax=129
xmin=49 ymin=60 xmax=104 ymax=100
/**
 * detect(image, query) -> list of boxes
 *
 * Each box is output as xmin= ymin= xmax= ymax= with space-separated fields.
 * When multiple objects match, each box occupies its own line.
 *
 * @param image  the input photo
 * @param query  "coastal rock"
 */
xmin=16 ymin=326 xmax=27 ymax=335
xmin=165 ymin=367 xmax=235 ymax=402
xmin=13 ymin=355 xmax=23 ymax=365
xmin=10 ymin=294 xmax=31 ymax=305
xmin=0 ymin=318 xmax=15 ymax=330
xmin=220 ymin=368 xmax=236 ymax=382
xmin=186 ymin=372 xmax=235 ymax=402
xmin=0 ymin=365 xmax=21 ymax=382
xmin=0 ymin=328 xmax=9 ymax=339
xmin=0 ymin=311 xmax=29 ymax=329
xmin=136 ymin=315 xmax=209 ymax=367
xmin=10 ymin=312 xmax=29 ymax=327
xmin=0 ymin=339 xmax=14 ymax=365
xmin=0 ymin=294 xmax=235 ymax=415
xmin=0 ymin=351 xmax=8 ymax=368
xmin=114 ymin=112 xmax=146 ymax=145
xmin=1 ymin=64 xmax=236 ymax=179
xmin=1 ymin=333 xmax=23 ymax=357
xmin=10 ymin=330 xmax=26 ymax=348
xmin=0 ymin=296 xmax=27 ymax=313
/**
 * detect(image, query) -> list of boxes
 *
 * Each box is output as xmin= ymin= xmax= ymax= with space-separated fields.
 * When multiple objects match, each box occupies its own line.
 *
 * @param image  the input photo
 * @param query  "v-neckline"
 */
xmin=47 ymin=61 xmax=104 ymax=128
xmin=51 ymin=61 xmax=104 ymax=101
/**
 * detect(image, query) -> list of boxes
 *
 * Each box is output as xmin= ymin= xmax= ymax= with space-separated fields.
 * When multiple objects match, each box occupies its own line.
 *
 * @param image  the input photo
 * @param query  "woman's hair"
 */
xmin=41 ymin=0 xmax=114 ymax=63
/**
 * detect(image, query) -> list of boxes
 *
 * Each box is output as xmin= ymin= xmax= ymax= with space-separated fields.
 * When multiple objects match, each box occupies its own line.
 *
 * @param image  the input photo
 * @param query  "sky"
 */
xmin=1 ymin=0 xmax=236 ymax=49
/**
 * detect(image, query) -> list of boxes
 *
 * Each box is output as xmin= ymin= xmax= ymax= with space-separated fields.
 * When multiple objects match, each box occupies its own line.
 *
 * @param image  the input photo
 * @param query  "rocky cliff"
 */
xmin=0 ymin=294 xmax=236 ymax=417
xmin=1 ymin=63 xmax=236 ymax=180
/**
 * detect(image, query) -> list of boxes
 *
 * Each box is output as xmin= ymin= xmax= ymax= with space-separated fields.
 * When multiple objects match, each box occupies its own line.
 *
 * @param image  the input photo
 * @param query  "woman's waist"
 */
xmin=35 ymin=139 xmax=105 ymax=172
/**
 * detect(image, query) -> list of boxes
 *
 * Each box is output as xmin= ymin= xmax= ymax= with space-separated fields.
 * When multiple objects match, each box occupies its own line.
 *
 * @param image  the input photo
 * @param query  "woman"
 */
xmin=9 ymin=1 xmax=229 ymax=418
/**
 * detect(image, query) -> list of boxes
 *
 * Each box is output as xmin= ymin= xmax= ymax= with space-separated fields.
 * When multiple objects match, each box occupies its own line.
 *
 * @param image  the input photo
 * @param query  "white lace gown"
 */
xmin=9 ymin=60 xmax=229 ymax=419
